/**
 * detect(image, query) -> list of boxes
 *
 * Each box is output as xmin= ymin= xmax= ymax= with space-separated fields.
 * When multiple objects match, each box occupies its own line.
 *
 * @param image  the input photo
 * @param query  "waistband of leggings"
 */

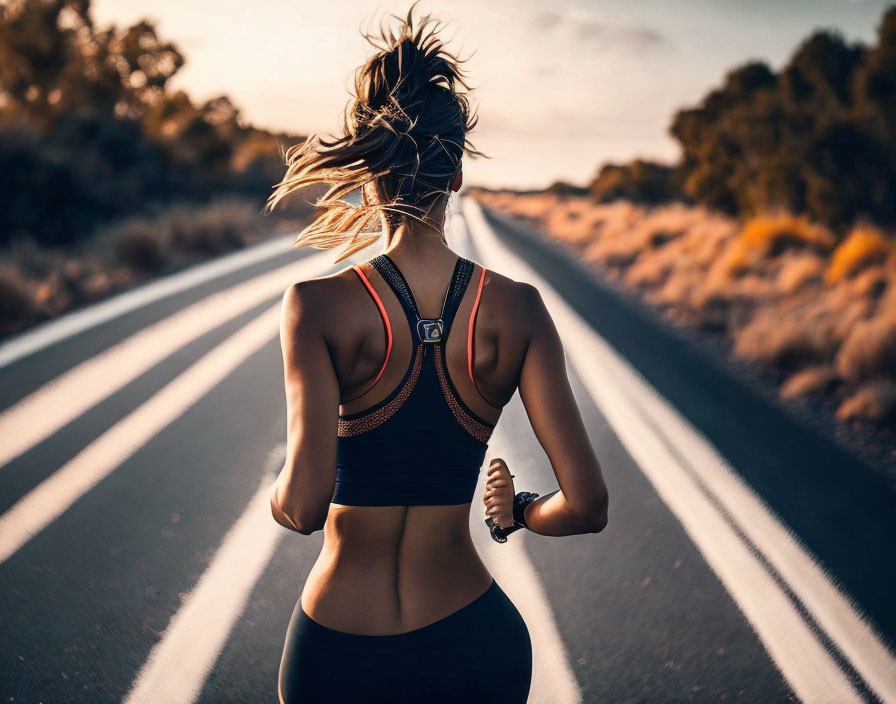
xmin=299 ymin=578 xmax=501 ymax=641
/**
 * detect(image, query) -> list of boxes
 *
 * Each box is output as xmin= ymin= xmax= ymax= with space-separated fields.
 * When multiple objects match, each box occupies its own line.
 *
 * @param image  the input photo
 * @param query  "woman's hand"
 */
xmin=483 ymin=458 xmax=516 ymax=529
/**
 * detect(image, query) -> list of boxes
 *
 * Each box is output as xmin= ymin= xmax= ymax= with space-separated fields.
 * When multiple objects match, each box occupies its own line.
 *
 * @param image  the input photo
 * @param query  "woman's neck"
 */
xmin=381 ymin=214 xmax=456 ymax=266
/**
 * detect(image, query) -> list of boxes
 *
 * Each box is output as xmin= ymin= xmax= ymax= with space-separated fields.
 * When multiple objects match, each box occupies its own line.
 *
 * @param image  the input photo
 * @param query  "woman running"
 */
xmin=266 ymin=4 xmax=609 ymax=702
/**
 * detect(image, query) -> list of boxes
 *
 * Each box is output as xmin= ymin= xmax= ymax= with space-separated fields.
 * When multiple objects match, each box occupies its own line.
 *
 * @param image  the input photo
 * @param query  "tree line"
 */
xmin=0 ymin=0 xmax=304 ymax=248
xmin=589 ymin=5 xmax=896 ymax=231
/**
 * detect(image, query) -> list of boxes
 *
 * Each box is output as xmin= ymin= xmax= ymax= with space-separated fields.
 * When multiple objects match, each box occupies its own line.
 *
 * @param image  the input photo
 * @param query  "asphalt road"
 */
xmin=0 ymin=196 xmax=893 ymax=703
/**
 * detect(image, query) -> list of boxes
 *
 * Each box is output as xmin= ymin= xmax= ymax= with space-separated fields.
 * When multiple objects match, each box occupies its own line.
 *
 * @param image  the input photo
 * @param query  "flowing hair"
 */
xmin=263 ymin=0 xmax=488 ymax=262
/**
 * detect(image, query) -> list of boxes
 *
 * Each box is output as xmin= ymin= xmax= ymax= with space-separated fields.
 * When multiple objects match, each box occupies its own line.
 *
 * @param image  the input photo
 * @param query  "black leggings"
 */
xmin=278 ymin=578 xmax=533 ymax=703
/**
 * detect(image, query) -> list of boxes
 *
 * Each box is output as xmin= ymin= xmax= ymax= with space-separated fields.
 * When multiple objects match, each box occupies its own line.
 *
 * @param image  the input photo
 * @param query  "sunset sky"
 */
xmin=92 ymin=0 xmax=891 ymax=190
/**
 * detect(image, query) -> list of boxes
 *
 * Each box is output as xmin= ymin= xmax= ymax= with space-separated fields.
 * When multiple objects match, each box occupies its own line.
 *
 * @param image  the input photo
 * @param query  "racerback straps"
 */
xmin=368 ymin=254 xmax=473 ymax=346
xmin=441 ymin=258 xmax=474 ymax=336
xmin=368 ymin=254 xmax=419 ymax=332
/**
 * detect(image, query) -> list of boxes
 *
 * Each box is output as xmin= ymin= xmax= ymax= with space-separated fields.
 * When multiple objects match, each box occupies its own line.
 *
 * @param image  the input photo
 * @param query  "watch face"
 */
xmin=486 ymin=517 xmax=511 ymax=542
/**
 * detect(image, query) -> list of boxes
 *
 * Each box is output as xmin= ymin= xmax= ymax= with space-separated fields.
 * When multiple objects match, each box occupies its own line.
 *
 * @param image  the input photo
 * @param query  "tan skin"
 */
xmin=271 ymin=169 xmax=609 ymax=635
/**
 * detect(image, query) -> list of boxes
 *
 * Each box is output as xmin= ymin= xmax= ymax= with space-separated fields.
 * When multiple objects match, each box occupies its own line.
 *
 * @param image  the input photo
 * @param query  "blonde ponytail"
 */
xmin=264 ymin=0 xmax=487 ymax=262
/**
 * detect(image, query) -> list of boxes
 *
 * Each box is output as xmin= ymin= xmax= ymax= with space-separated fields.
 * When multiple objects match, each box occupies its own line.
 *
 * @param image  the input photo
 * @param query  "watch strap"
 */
xmin=512 ymin=491 xmax=540 ymax=528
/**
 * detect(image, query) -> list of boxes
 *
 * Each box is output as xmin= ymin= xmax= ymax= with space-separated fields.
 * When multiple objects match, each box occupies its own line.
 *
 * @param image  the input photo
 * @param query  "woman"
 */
xmin=266 ymin=4 xmax=609 ymax=702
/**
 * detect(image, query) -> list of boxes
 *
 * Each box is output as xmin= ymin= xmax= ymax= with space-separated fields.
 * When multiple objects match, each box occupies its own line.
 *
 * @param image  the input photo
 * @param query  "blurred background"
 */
xmin=2 ymin=0 xmax=895 ymax=458
xmin=2 ymin=1 xmax=895 ymax=702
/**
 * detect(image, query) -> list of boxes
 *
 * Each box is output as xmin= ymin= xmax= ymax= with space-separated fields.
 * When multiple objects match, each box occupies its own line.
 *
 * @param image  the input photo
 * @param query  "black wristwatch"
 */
xmin=485 ymin=491 xmax=540 ymax=543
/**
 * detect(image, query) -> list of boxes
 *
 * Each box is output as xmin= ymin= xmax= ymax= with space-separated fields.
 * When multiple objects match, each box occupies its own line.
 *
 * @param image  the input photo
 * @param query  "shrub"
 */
xmin=109 ymin=218 xmax=171 ymax=272
xmin=0 ymin=265 xmax=38 ymax=332
xmin=589 ymin=159 xmax=687 ymax=204
xmin=726 ymin=213 xmax=835 ymax=275
xmin=168 ymin=198 xmax=257 ymax=254
xmin=5 ymin=238 xmax=63 ymax=280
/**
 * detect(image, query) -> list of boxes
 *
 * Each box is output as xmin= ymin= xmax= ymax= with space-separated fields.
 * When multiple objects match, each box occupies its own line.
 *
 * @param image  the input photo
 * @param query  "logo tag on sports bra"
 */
xmin=417 ymin=318 xmax=444 ymax=342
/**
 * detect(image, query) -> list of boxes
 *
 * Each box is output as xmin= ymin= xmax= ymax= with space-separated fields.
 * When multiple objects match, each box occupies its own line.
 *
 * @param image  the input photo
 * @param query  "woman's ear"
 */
xmin=452 ymin=169 xmax=463 ymax=192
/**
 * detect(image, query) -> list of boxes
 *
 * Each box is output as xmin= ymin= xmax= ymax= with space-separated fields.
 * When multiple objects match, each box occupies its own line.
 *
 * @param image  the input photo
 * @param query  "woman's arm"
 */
xmin=513 ymin=283 xmax=609 ymax=536
xmin=270 ymin=281 xmax=339 ymax=535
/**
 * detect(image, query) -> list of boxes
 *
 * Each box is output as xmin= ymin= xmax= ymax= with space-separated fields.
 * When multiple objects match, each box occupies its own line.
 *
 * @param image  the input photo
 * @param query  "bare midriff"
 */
xmin=299 ymin=502 xmax=494 ymax=635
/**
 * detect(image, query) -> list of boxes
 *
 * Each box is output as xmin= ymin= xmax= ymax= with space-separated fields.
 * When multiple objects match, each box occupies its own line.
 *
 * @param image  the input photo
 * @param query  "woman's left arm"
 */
xmin=271 ymin=281 xmax=339 ymax=535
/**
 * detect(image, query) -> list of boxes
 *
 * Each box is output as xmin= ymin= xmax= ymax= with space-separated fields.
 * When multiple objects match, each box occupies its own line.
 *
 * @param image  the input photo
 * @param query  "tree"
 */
xmin=0 ymin=0 xmax=304 ymax=246
xmin=665 ymin=7 xmax=896 ymax=228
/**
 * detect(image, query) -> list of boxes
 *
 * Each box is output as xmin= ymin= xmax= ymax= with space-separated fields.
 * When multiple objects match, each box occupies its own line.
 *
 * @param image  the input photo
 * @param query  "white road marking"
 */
xmin=628 ymin=363 xmax=896 ymax=702
xmin=0 ymin=250 xmax=333 ymax=470
xmin=0 ymin=303 xmax=282 ymax=565
xmin=124 ymin=446 xmax=287 ymax=704
xmin=473 ymin=420 xmax=584 ymax=704
xmin=463 ymin=196 xmax=889 ymax=704
xmin=450 ymin=201 xmax=582 ymax=704
xmin=0 ymin=233 xmax=300 ymax=369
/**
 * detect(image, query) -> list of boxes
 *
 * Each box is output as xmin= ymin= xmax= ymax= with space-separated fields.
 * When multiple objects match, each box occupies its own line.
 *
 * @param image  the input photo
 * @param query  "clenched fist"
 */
xmin=483 ymin=457 xmax=516 ymax=529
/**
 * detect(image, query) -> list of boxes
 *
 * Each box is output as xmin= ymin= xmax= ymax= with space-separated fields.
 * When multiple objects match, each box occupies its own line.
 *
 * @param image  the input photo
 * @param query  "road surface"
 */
xmin=1 ymin=195 xmax=894 ymax=703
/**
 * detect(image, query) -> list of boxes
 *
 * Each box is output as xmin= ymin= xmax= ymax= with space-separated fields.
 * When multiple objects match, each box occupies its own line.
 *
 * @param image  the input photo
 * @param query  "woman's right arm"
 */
xmin=515 ymin=283 xmax=609 ymax=536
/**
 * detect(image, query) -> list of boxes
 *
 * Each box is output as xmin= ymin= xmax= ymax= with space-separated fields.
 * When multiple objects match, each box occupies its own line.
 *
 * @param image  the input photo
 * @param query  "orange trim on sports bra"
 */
xmin=468 ymin=265 xmax=486 ymax=388
xmin=352 ymin=264 xmax=393 ymax=387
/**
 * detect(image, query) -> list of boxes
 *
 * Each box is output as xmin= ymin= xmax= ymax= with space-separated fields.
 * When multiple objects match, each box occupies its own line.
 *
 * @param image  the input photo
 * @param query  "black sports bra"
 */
xmin=333 ymin=253 xmax=500 ymax=506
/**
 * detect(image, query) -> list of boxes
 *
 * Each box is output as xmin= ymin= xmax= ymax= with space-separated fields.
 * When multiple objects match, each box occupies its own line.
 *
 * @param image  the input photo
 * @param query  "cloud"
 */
xmin=532 ymin=10 xmax=564 ymax=31
xmin=531 ymin=10 xmax=671 ymax=55
xmin=576 ymin=21 xmax=668 ymax=51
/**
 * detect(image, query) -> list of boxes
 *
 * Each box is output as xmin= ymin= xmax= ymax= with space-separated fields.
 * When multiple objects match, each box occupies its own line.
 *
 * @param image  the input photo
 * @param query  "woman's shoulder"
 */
xmin=467 ymin=262 xmax=549 ymax=347
xmin=476 ymin=262 xmax=542 ymax=312
xmin=280 ymin=264 xmax=359 ymax=331
xmin=282 ymin=258 xmax=543 ymax=326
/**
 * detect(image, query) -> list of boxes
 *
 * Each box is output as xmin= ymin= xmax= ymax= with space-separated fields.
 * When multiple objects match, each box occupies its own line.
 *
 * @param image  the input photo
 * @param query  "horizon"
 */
xmin=92 ymin=0 xmax=891 ymax=190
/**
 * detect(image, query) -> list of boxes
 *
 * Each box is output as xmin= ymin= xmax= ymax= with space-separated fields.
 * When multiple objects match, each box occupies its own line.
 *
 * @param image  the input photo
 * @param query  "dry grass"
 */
xmin=0 ymin=265 xmax=38 ymax=335
xmin=105 ymin=197 xmax=261 ymax=271
xmin=1 ymin=197 xmax=303 ymax=340
xmin=836 ymin=377 xmax=896 ymax=423
xmin=732 ymin=291 xmax=845 ymax=367
xmin=780 ymin=364 xmax=841 ymax=400
xmin=727 ymin=213 xmax=835 ymax=275
xmin=836 ymin=284 xmax=896 ymax=381
xmin=109 ymin=217 xmax=170 ymax=272
xmin=775 ymin=252 xmax=825 ymax=295
xmin=825 ymin=224 xmax=892 ymax=285
xmin=469 ymin=187 xmax=896 ymax=431
xmin=167 ymin=199 xmax=257 ymax=254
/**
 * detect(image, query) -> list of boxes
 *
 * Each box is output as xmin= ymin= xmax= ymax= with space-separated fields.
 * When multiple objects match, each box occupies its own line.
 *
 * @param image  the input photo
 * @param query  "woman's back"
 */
xmin=268 ymin=7 xmax=607 ymax=699
xmin=293 ymin=247 xmax=533 ymax=634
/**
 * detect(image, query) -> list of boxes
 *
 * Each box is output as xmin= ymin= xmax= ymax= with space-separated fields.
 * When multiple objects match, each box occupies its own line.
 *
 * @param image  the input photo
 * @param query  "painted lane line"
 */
xmin=0 ymin=303 xmax=282 ymax=565
xmin=449 ymin=201 xmax=582 ymax=704
xmin=466 ymin=196 xmax=896 ymax=703
xmin=561 ymin=329 xmax=861 ymax=704
xmin=124 ymin=445 xmax=287 ymax=704
xmin=464 ymin=196 xmax=868 ymax=704
xmin=0 ymin=233 xmax=301 ymax=369
xmin=626 ymin=365 xmax=896 ymax=702
xmin=474 ymin=413 xmax=583 ymax=704
xmin=0 ymin=250 xmax=332 ymax=470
